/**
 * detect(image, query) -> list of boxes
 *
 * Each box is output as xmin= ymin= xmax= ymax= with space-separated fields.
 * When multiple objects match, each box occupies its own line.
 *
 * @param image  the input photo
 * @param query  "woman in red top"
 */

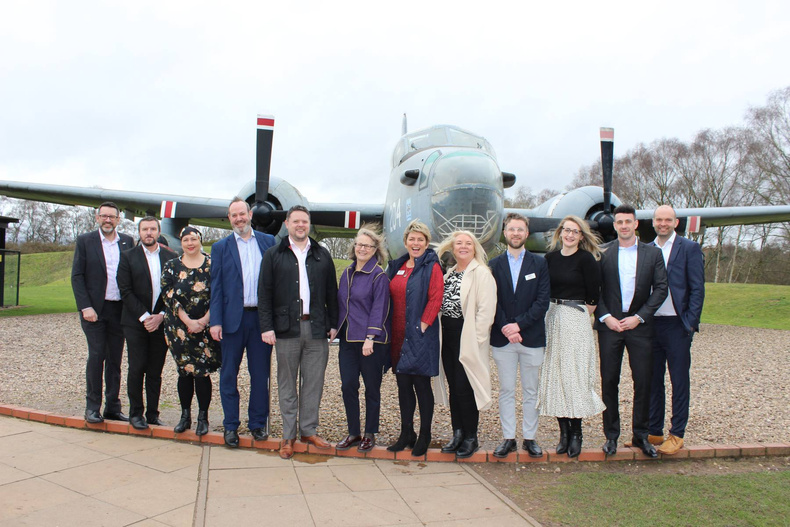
xmin=385 ymin=220 xmax=444 ymax=457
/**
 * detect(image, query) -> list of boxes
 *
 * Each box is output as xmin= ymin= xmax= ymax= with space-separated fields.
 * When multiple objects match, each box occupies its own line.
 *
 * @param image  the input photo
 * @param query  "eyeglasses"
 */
xmin=98 ymin=214 xmax=119 ymax=220
xmin=355 ymin=243 xmax=376 ymax=250
xmin=562 ymin=228 xmax=581 ymax=236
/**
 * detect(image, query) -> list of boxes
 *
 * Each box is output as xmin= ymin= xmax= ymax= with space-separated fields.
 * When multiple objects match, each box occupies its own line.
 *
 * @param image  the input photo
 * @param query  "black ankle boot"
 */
xmin=412 ymin=431 xmax=431 ymax=457
xmin=387 ymin=425 xmax=416 ymax=452
xmin=456 ymin=435 xmax=479 ymax=459
xmin=195 ymin=410 xmax=209 ymax=436
xmin=441 ymin=429 xmax=464 ymax=453
xmin=567 ymin=418 xmax=583 ymax=458
xmin=174 ymin=409 xmax=191 ymax=434
xmin=556 ymin=418 xmax=570 ymax=455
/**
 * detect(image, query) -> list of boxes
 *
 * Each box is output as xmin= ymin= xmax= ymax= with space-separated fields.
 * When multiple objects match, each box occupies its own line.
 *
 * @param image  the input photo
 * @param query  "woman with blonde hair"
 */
xmin=436 ymin=230 xmax=497 ymax=459
xmin=335 ymin=225 xmax=391 ymax=452
xmin=538 ymin=215 xmax=605 ymax=458
xmin=386 ymin=220 xmax=444 ymax=457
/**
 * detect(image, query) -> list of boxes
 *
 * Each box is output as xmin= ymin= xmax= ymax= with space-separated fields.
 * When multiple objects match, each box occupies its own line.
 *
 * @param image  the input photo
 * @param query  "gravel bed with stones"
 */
xmin=0 ymin=312 xmax=787 ymax=451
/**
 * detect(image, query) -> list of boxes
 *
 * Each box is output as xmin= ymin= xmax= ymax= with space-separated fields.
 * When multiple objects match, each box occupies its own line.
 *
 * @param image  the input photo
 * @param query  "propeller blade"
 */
xmin=600 ymin=127 xmax=614 ymax=213
xmin=256 ymin=114 xmax=275 ymax=204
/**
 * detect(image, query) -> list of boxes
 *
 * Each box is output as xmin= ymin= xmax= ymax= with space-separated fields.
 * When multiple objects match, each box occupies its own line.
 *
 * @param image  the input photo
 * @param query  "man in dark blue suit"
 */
xmin=649 ymin=205 xmax=705 ymax=455
xmin=489 ymin=213 xmax=550 ymax=459
xmin=209 ymin=198 xmax=276 ymax=447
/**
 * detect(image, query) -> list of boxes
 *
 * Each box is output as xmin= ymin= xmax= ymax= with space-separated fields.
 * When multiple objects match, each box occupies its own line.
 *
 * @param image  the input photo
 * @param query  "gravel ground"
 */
xmin=0 ymin=312 xmax=788 ymax=451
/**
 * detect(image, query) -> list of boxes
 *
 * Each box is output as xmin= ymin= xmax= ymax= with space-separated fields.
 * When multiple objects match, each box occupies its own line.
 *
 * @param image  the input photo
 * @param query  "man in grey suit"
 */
xmin=72 ymin=201 xmax=134 ymax=424
xmin=596 ymin=204 xmax=668 ymax=457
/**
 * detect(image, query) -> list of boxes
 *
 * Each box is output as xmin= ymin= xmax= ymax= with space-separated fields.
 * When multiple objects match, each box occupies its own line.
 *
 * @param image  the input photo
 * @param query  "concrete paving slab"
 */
xmin=152 ymin=503 xmax=195 ymax=527
xmin=209 ymin=444 xmax=284 ymax=469
xmin=77 ymin=431 xmax=166 ymax=456
xmin=397 ymin=482 xmax=516 ymax=523
xmin=0 ymin=441 xmax=111 ymax=476
xmin=41 ymin=457 xmax=163 ymax=495
xmin=0 ymin=460 xmax=32 ymax=486
xmin=0 ymin=495 xmax=144 ymax=527
xmin=208 ymin=466 xmax=302 ymax=498
xmin=0 ymin=477 xmax=83 ymax=522
xmin=375 ymin=458 xmax=466 ymax=475
xmin=0 ymin=416 xmax=34 ymax=437
xmin=387 ymin=469 xmax=477 ymax=489
xmin=205 ymin=494 xmax=314 ymax=525
xmin=330 ymin=464 xmax=394 ymax=492
xmin=92 ymin=471 xmax=197 ymax=517
xmin=425 ymin=515 xmax=531 ymax=526
xmin=120 ymin=441 xmax=203 ymax=473
xmin=304 ymin=489 xmax=420 ymax=527
xmin=296 ymin=465 xmax=352 ymax=494
xmin=0 ymin=430 xmax=64 ymax=457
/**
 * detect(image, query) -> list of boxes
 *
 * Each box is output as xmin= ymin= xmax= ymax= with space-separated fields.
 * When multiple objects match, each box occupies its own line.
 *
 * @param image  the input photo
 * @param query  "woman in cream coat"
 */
xmin=436 ymin=230 xmax=497 ymax=459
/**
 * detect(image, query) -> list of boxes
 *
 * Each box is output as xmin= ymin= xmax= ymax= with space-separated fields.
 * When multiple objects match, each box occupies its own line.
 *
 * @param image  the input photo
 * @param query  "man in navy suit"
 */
xmin=596 ymin=204 xmax=667 ymax=458
xmin=649 ymin=205 xmax=705 ymax=455
xmin=488 ymin=213 xmax=550 ymax=459
xmin=72 ymin=201 xmax=134 ymax=424
xmin=209 ymin=198 xmax=276 ymax=447
xmin=117 ymin=217 xmax=177 ymax=430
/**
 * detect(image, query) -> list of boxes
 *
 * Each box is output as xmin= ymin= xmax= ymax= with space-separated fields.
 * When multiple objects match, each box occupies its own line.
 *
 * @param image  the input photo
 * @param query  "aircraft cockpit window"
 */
xmin=446 ymin=128 xmax=497 ymax=158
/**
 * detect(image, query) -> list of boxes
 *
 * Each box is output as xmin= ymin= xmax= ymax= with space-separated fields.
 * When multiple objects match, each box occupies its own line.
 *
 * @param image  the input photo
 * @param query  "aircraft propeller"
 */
xmin=250 ymin=114 xmax=280 ymax=231
xmin=587 ymin=127 xmax=616 ymax=240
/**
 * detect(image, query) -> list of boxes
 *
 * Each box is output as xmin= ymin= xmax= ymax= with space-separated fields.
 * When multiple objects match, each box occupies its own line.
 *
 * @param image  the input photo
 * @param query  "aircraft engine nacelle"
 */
xmin=236 ymin=175 xmax=309 ymax=238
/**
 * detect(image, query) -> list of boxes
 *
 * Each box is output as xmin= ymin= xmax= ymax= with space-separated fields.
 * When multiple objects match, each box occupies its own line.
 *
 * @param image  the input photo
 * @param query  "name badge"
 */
xmin=397 ymin=270 xmax=406 ymax=276
xmin=524 ymin=273 xmax=536 ymax=281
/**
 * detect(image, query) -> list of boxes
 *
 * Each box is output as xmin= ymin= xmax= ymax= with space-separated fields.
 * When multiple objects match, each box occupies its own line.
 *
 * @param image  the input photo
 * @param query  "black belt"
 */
xmin=550 ymin=298 xmax=586 ymax=313
xmin=243 ymin=306 xmax=258 ymax=311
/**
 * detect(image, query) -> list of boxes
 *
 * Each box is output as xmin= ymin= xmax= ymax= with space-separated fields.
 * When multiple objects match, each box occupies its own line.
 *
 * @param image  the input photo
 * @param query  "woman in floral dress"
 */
xmin=161 ymin=227 xmax=221 ymax=436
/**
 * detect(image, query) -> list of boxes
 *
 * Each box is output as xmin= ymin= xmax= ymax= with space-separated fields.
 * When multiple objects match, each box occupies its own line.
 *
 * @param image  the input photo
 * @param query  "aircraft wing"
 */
xmin=636 ymin=205 xmax=790 ymax=228
xmin=307 ymin=202 xmax=385 ymax=238
xmin=0 ymin=180 xmax=232 ymax=228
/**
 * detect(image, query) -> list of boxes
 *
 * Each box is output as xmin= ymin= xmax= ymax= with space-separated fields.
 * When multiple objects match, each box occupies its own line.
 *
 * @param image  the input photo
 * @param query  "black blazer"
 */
xmin=71 ymin=230 xmax=134 ymax=316
xmin=489 ymin=250 xmax=550 ymax=348
xmin=117 ymin=244 xmax=177 ymax=327
xmin=596 ymin=240 xmax=668 ymax=332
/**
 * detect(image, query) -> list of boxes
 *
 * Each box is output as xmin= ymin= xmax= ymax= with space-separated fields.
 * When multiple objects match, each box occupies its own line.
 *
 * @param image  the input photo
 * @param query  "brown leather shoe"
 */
xmin=279 ymin=439 xmax=295 ymax=459
xmin=648 ymin=434 xmax=665 ymax=446
xmin=358 ymin=434 xmax=376 ymax=452
xmin=300 ymin=435 xmax=331 ymax=449
xmin=657 ymin=434 xmax=684 ymax=455
xmin=336 ymin=435 xmax=362 ymax=451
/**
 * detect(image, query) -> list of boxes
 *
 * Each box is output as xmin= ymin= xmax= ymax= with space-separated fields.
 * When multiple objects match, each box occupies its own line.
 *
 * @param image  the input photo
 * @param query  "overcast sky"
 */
xmin=1 ymin=0 xmax=788 ymax=209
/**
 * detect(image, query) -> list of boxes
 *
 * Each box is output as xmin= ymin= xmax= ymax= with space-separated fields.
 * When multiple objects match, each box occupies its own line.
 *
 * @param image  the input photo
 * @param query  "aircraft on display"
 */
xmin=2 ymin=115 xmax=790 ymax=257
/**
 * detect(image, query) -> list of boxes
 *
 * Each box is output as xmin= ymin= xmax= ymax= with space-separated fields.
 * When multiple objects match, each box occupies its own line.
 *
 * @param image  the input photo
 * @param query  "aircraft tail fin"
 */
xmin=402 ymin=113 xmax=407 ymax=135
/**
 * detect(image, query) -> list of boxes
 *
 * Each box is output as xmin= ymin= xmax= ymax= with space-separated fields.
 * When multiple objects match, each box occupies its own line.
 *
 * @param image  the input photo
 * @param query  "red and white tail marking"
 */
xmin=257 ymin=114 xmax=275 ymax=130
xmin=344 ymin=211 xmax=360 ymax=229
xmin=687 ymin=215 xmax=701 ymax=233
xmin=600 ymin=127 xmax=614 ymax=142
xmin=161 ymin=201 xmax=177 ymax=219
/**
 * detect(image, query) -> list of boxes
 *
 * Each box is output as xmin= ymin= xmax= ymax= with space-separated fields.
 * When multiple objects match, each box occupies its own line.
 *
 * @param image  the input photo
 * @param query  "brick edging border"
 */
xmin=3 ymin=404 xmax=789 ymax=462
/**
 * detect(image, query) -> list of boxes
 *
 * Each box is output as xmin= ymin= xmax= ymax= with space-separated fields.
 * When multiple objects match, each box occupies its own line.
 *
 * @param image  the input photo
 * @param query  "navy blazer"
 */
xmin=71 ymin=230 xmax=134 ymax=317
xmin=596 ymin=240 xmax=668 ymax=333
xmin=489 ymin=250 xmax=550 ymax=348
xmin=209 ymin=230 xmax=276 ymax=334
xmin=117 ymin=244 xmax=178 ymax=327
xmin=652 ymin=235 xmax=705 ymax=333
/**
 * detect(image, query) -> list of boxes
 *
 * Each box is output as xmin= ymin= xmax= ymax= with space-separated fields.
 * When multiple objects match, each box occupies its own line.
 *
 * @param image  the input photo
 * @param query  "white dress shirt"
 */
xmin=139 ymin=244 xmax=162 ymax=322
xmin=618 ymin=243 xmax=638 ymax=313
xmin=289 ymin=237 xmax=311 ymax=315
xmin=654 ymin=232 xmax=677 ymax=317
xmin=101 ymin=233 xmax=122 ymax=302
xmin=235 ymin=231 xmax=263 ymax=307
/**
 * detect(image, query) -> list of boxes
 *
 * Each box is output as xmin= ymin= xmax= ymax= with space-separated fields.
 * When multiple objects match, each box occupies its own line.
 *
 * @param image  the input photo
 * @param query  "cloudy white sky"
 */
xmin=1 ymin=0 xmax=788 ymax=207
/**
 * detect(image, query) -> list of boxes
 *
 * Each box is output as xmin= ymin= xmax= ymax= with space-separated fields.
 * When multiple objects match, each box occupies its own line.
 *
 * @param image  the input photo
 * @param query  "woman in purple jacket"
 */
xmin=336 ymin=226 xmax=391 ymax=452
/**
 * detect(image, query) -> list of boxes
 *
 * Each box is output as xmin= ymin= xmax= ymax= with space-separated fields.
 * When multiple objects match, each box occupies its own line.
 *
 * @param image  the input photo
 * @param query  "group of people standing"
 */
xmin=73 ymin=199 xmax=703 ymax=460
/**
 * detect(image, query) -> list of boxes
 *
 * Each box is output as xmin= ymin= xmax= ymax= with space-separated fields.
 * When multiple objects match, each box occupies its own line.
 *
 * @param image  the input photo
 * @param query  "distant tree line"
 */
xmin=507 ymin=86 xmax=790 ymax=285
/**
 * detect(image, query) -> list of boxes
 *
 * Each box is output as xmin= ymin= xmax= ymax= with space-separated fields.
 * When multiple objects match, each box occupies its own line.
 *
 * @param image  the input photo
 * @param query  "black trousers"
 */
xmin=395 ymin=373 xmax=434 ymax=435
xmin=441 ymin=316 xmax=479 ymax=436
xmin=81 ymin=300 xmax=125 ymax=413
xmin=123 ymin=323 xmax=168 ymax=420
xmin=598 ymin=327 xmax=653 ymax=441
xmin=339 ymin=334 xmax=386 ymax=435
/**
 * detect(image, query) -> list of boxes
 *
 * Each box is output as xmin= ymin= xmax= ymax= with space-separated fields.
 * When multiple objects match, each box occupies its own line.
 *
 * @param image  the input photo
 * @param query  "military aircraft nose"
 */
xmin=430 ymin=152 xmax=504 ymax=246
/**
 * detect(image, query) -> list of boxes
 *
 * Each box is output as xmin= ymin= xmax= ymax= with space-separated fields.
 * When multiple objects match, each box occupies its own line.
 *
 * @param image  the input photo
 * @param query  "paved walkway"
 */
xmin=0 ymin=416 xmax=538 ymax=526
